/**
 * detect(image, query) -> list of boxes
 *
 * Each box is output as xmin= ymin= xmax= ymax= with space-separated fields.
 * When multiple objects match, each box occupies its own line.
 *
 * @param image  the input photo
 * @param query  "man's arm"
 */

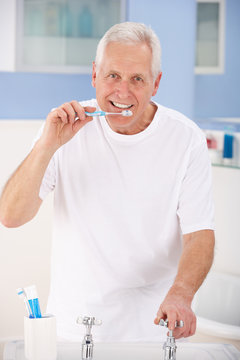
xmin=0 ymin=142 xmax=53 ymax=227
xmin=154 ymin=229 xmax=215 ymax=338
xmin=0 ymin=101 xmax=95 ymax=228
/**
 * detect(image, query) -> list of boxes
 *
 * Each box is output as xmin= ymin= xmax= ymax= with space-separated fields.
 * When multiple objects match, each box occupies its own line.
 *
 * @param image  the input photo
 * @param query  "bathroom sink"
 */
xmin=66 ymin=342 xmax=240 ymax=360
xmin=3 ymin=341 xmax=240 ymax=360
xmin=192 ymin=271 xmax=240 ymax=340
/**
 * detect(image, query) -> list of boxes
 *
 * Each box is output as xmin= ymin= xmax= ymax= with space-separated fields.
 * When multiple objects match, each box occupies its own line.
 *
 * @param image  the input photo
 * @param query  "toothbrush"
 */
xmin=85 ymin=109 xmax=132 ymax=117
xmin=16 ymin=288 xmax=34 ymax=318
xmin=75 ymin=109 xmax=132 ymax=120
xmin=24 ymin=285 xmax=42 ymax=318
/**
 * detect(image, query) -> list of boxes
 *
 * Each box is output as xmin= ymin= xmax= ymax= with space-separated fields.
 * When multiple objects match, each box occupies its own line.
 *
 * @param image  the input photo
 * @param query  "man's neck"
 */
xmin=109 ymin=102 xmax=158 ymax=135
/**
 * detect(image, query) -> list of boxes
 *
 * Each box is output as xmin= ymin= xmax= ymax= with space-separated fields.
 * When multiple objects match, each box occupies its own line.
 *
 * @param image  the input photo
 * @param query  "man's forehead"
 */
xmin=100 ymin=43 xmax=152 ymax=75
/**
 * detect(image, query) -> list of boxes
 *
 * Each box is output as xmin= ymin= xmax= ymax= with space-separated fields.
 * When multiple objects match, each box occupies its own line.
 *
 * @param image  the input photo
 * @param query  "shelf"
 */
xmin=195 ymin=118 xmax=240 ymax=132
xmin=20 ymin=36 xmax=100 ymax=69
xmin=0 ymin=0 xmax=126 ymax=73
xmin=196 ymin=118 xmax=240 ymax=170
xmin=212 ymin=163 xmax=240 ymax=170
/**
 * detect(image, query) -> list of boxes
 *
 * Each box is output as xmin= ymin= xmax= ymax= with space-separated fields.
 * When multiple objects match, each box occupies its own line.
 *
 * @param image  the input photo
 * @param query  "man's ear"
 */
xmin=92 ymin=61 xmax=97 ymax=88
xmin=152 ymin=72 xmax=162 ymax=96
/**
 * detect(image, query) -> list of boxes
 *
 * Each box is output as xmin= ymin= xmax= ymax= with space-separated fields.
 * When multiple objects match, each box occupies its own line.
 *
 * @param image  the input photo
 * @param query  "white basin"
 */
xmin=193 ymin=271 xmax=240 ymax=340
xmin=3 ymin=340 xmax=240 ymax=360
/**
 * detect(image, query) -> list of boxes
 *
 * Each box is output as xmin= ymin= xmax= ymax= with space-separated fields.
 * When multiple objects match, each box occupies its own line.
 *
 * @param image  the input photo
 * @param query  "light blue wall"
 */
xmin=194 ymin=0 xmax=240 ymax=118
xmin=0 ymin=0 xmax=239 ymax=120
xmin=0 ymin=0 xmax=196 ymax=120
xmin=0 ymin=72 xmax=94 ymax=119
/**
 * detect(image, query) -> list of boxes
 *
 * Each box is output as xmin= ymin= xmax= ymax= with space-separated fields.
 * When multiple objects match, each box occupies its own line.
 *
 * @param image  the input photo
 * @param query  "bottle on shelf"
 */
xmin=77 ymin=6 xmax=93 ymax=38
xmin=60 ymin=3 xmax=73 ymax=37
xmin=205 ymin=131 xmax=221 ymax=164
xmin=221 ymin=125 xmax=239 ymax=167
xmin=222 ymin=132 xmax=234 ymax=165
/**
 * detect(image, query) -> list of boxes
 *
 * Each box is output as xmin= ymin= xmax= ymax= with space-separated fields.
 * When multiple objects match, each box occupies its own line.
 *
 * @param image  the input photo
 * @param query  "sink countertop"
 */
xmin=3 ymin=340 xmax=240 ymax=360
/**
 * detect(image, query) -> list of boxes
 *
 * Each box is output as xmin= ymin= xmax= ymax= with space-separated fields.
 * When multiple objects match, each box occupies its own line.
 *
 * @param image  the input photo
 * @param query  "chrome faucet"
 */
xmin=76 ymin=316 xmax=102 ymax=360
xmin=159 ymin=319 xmax=184 ymax=360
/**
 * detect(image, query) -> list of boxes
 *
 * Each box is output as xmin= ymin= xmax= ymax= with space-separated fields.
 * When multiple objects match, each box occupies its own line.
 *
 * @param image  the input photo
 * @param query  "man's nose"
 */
xmin=115 ymin=80 xmax=131 ymax=98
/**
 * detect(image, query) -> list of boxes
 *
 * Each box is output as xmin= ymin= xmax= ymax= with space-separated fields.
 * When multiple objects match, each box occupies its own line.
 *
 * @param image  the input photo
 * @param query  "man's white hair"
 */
xmin=95 ymin=22 xmax=162 ymax=80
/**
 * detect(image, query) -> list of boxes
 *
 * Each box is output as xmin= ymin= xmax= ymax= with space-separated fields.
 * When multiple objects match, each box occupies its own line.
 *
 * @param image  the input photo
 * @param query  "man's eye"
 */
xmin=109 ymin=74 xmax=117 ymax=79
xmin=134 ymin=76 xmax=143 ymax=82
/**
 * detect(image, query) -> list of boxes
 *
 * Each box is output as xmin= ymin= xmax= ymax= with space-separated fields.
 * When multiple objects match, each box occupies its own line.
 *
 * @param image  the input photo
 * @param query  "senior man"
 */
xmin=0 ymin=22 xmax=215 ymax=342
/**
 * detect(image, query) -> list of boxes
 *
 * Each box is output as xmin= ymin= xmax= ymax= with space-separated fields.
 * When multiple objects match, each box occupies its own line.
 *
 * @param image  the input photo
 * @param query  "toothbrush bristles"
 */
xmin=121 ymin=110 xmax=132 ymax=117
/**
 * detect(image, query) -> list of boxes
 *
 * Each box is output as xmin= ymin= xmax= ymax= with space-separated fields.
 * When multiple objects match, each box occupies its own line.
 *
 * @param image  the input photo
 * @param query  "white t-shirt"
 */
xmin=38 ymin=99 xmax=214 ymax=342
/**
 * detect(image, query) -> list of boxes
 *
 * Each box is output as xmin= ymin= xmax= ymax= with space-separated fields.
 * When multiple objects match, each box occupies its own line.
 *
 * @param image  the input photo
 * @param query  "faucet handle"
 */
xmin=176 ymin=320 xmax=184 ymax=328
xmin=76 ymin=316 xmax=102 ymax=326
xmin=159 ymin=319 xmax=184 ymax=329
xmin=159 ymin=319 xmax=184 ymax=337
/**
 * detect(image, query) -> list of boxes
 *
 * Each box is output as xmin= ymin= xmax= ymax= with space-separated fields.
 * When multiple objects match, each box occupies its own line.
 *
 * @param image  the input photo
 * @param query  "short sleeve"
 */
xmin=177 ymin=140 xmax=215 ymax=234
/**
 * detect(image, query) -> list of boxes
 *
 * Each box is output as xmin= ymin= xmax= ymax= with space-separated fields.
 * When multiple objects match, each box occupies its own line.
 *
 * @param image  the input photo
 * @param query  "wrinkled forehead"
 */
xmin=99 ymin=42 xmax=153 ymax=76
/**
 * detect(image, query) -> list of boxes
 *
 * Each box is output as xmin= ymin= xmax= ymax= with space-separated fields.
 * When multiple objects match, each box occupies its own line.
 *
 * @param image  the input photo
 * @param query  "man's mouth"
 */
xmin=110 ymin=101 xmax=133 ymax=110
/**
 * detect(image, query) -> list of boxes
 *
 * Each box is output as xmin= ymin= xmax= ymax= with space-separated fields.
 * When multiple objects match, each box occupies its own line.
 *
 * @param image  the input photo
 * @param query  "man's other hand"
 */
xmin=154 ymin=289 xmax=196 ymax=339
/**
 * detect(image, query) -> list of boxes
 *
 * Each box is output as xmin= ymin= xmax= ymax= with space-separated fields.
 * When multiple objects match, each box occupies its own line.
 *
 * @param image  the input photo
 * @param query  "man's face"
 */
xmin=92 ymin=42 xmax=161 ymax=134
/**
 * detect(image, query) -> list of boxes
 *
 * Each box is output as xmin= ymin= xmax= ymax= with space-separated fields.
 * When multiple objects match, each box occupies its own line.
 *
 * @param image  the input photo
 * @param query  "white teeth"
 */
xmin=112 ymin=101 xmax=132 ymax=109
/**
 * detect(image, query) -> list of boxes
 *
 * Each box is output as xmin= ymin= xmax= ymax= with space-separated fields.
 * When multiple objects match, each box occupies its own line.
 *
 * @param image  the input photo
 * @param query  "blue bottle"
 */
xmin=78 ymin=6 xmax=93 ymax=37
xmin=60 ymin=3 xmax=73 ymax=37
xmin=223 ymin=133 xmax=234 ymax=159
xmin=222 ymin=129 xmax=235 ymax=166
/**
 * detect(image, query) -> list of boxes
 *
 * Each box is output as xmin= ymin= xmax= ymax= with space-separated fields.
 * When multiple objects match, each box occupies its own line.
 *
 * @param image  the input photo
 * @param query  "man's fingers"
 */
xmin=54 ymin=102 xmax=97 ymax=127
xmin=61 ymin=102 xmax=76 ymax=123
xmin=189 ymin=313 xmax=197 ymax=336
xmin=69 ymin=100 xmax=86 ymax=122
xmin=83 ymin=106 xmax=97 ymax=120
xmin=72 ymin=107 xmax=96 ymax=134
xmin=52 ymin=108 xmax=68 ymax=124
xmin=155 ymin=303 xmax=196 ymax=338
xmin=84 ymin=106 xmax=97 ymax=115
xmin=172 ymin=327 xmax=184 ymax=338
xmin=154 ymin=306 xmax=178 ymax=329
xmin=166 ymin=310 xmax=178 ymax=331
xmin=172 ymin=314 xmax=196 ymax=338
xmin=58 ymin=101 xmax=96 ymax=124
xmin=154 ymin=307 xmax=165 ymax=324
